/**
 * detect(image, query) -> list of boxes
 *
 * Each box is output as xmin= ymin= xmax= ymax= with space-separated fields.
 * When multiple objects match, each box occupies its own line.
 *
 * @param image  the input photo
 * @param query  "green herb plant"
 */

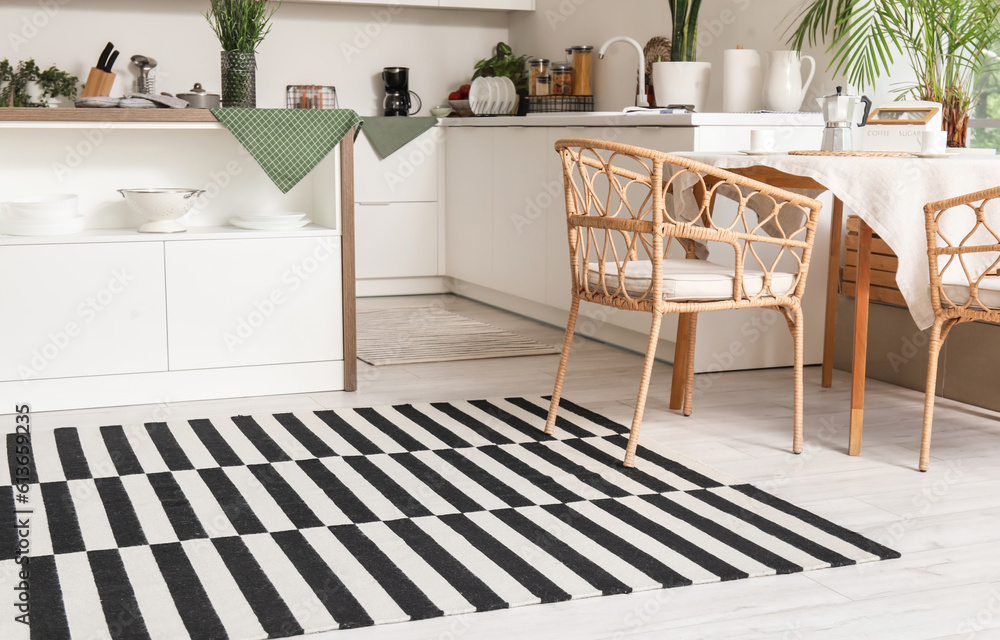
xmin=668 ymin=0 xmax=703 ymax=62
xmin=204 ymin=0 xmax=282 ymax=53
xmin=785 ymin=0 xmax=1000 ymax=146
xmin=0 ymin=59 xmax=78 ymax=108
xmin=473 ymin=42 xmax=531 ymax=92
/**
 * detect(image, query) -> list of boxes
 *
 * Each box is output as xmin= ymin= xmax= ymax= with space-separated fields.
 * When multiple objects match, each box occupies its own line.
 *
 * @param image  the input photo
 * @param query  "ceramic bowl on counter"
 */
xmin=4 ymin=193 xmax=79 ymax=220
xmin=430 ymin=104 xmax=453 ymax=117
xmin=118 ymin=188 xmax=205 ymax=233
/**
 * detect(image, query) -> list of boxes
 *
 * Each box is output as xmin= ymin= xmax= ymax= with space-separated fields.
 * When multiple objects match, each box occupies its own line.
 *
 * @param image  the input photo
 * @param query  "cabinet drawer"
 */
xmin=356 ymin=202 xmax=439 ymax=279
xmin=165 ymin=237 xmax=343 ymax=370
xmin=355 ymin=130 xmax=440 ymax=203
xmin=0 ymin=243 xmax=168 ymax=382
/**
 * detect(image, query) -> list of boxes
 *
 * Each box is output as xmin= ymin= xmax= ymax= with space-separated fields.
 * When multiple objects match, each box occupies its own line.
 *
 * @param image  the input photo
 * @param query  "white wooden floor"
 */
xmin=24 ymin=295 xmax=1000 ymax=640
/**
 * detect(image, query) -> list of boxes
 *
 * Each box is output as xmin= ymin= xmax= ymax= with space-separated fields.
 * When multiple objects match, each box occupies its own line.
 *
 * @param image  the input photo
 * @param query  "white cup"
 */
xmin=921 ymin=130 xmax=948 ymax=155
xmin=750 ymin=129 xmax=776 ymax=153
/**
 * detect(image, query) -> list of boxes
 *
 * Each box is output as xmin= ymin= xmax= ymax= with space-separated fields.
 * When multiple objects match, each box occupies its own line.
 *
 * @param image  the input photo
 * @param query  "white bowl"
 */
xmin=5 ymin=194 xmax=78 ymax=220
xmin=430 ymin=104 xmax=453 ymax=117
xmin=118 ymin=188 xmax=205 ymax=233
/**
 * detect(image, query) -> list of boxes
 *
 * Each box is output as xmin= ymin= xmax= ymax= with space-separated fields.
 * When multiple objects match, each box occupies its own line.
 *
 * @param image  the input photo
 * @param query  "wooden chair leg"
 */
xmin=682 ymin=313 xmax=698 ymax=416
xmin=919 ymin=318 xmax=947 ymax=472
xmin=624 ymin=312 xmax=664 ymax=468
xmin=546 ymin=296 xmax=581 ymax=435
xmin=670 ymin=312 xmax=695 ymax=410
xmin=791 ymin=306 xmax=805 ymax=454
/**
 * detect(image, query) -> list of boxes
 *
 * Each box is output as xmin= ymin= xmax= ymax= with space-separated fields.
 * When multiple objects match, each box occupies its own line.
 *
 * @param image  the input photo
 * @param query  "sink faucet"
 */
xmin=598 ymin=36 xmax=645 ymax=108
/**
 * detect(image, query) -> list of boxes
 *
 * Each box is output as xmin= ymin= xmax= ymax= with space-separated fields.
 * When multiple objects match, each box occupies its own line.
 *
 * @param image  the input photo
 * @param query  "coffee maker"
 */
xmin=382 ymin=67 xmax=421 ymax=116
xmin=816 ymin=86 xmax=872 ymax=152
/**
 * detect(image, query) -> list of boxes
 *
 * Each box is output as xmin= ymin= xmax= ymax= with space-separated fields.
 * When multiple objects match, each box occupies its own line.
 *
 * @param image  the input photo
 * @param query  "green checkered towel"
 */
xmin=361 ymin=116 xmax=439 ymax=160
xmin=212 ymin=108 xmax=363 ymax=193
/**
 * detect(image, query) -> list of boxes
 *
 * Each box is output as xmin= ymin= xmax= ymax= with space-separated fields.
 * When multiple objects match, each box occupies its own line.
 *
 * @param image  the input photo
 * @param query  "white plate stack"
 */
xmin=469 ymin=76 xmax=517 ymax=116
xmin=1 ymin=194 xmax=85 ymax=236
xmin=230 ymin=211 xmax=311 ymax=230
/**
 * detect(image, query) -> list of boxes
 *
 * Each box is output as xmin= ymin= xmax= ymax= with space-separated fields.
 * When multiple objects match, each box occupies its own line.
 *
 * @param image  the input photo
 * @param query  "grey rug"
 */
xmin=356 ymin=307 xmax=561 ymax=366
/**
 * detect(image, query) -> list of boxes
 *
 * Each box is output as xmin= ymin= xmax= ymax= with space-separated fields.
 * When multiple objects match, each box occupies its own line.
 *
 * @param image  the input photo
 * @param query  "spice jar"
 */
xmin=526 ymin=58 xmax=550 ymax=96
xmin=570 ymin=45 xmax=594 ymax=96
xmin=551 ymin=62 xmax=573 ymax=96
xmin=535 ymin=74 xmax=552 ymax=97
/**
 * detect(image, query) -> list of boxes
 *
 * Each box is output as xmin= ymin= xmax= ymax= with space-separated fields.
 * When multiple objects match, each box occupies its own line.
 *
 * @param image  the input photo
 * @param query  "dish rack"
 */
xmin=286 ymin=85 xmax=338 ymax=109
xmin=526 ymin=95 xmax=594 ymax=114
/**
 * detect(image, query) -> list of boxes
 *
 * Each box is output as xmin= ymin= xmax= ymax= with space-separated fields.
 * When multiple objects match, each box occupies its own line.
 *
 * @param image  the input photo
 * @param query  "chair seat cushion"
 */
xmin=587 ymin=259 xmax=797 ymax=301
xmin=941 ymin=276 xmax=1000 ymax=311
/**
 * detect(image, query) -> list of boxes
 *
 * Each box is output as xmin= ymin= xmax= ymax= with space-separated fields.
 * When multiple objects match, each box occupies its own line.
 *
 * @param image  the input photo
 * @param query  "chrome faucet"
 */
xmin=598 ymin=36 xmax=646 ymax=108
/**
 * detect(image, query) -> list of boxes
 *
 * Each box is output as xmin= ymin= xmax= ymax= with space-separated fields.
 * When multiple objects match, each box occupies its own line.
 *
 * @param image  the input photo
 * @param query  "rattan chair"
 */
xmin=545 ymin=139 xmax=823 ymax=467
xmin=920 ymin=186 xmax=1000 ymax=471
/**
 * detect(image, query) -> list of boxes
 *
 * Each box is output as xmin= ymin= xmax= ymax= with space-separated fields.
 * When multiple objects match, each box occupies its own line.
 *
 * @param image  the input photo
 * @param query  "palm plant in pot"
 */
xmin=205 ymin=0 xmax=281 ymax=108
xmin=652 ymin=1 xmax=710 ymax=111
xmin=786 ymin=0 xmax=1000 ymax=147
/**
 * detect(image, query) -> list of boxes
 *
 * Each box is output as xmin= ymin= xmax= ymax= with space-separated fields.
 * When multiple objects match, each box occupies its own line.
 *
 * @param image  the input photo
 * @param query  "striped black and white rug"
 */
xmin=356 ymin=307 xmax=560 ymax=365
xmin=1 ymin=397 xmax=898 ymax=639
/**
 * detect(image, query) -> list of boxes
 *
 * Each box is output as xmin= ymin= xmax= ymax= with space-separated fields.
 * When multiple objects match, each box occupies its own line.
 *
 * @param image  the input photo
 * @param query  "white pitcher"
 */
xmin=763 ymin=50 xmax=815 ymax=112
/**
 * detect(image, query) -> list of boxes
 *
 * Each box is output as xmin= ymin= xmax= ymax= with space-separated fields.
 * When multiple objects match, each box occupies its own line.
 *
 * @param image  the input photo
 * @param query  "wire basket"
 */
xmin=526 ymin=95 xmax=594 ymax=114
xmin=286 ymin=85 xmax=338 ymax=109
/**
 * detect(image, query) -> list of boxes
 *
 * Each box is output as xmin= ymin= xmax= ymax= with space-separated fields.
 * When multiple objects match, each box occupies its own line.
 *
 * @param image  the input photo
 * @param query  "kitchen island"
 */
xmin=0 ymin=109 xmax=357 ymax=412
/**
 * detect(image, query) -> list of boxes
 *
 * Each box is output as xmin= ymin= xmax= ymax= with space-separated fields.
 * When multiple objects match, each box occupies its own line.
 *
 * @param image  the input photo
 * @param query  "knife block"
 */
xmin=81 ymin=67 xmax=116 ymax=97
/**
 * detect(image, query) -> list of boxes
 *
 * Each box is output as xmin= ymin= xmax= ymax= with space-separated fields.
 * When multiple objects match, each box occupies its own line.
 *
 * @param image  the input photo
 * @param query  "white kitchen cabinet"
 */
xmin=355 ymin=129 xmax=444 ymax=295
xmin=0 ymin=242 xmax=167 ymax=382
xmin=490 ymin=127 xmax=549 ymax=303
xmin=0 ymin=112 xmax=354 ymax=411
xmin=356 ymin=202 xmax=439 ymax=278
xmin=441 ymin=115 xmax=830 ymax=373
xmin=445 ymin=127 xmax=494 ymax=287
xmin=288 ymin=0 xmax=533 ymax=9
xmin=166 ymin=237 xmax=343 ymax=370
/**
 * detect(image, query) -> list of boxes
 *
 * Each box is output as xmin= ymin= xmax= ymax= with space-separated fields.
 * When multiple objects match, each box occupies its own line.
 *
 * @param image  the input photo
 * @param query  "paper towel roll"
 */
xmin=723 ymin=48 xmax=763 ymax=113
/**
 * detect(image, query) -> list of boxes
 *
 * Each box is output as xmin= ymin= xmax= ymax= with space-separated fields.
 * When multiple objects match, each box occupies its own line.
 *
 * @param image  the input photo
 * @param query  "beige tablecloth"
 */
xmin=676 ymin=152 xmax=1000 ymax=330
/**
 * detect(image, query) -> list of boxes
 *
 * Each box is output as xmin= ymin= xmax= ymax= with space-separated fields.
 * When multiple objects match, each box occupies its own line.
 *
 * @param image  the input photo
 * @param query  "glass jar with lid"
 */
xmin=535 ymin=73 xmax=552 ymax=97
xmin=569 ymin=45 xmax=594 ymax=96
xmin=551 ymin=61 xmax=573 ymax=96
xmin=526 ymin=58 xmax=550 ymax=96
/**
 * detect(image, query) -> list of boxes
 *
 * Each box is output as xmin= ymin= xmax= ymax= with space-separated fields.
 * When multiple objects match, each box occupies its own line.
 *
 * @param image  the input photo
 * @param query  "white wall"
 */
xmin=508 ymin=0 xmax=906 ymax=113
xmin=0 ymin=0 xmax=510 ymax=115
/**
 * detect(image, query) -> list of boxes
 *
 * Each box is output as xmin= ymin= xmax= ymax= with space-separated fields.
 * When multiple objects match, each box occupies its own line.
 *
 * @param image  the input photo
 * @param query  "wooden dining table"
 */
xmin=672 ymin=151 xmax=1000 ymax=455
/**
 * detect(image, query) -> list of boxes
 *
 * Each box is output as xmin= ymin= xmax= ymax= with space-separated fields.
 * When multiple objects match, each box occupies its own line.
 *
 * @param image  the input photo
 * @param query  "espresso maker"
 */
xmin=382 ymin=67 xmax=421 ymax=116
xmin=816 ymin=86 xmax=872 ymax=151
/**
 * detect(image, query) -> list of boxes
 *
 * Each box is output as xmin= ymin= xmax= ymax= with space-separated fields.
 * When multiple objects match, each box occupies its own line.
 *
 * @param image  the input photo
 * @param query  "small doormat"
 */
xmin=1 ymin=397 xmax=899 ymax=639
xmin=356 ymin=307 xmax=561 ymax=365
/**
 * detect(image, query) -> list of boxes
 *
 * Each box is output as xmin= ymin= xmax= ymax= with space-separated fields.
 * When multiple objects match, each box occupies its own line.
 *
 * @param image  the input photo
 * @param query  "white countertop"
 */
xmin=437 ymin=111 xmax=825 ymax=128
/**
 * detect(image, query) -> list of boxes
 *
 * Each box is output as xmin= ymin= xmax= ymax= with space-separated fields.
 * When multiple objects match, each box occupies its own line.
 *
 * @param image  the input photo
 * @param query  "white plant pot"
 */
xmin=652 ymin=61 xmax=712 ymax=112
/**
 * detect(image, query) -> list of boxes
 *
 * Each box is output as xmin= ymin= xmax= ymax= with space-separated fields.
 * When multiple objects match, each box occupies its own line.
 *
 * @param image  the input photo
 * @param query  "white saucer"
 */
xmin=230 ymin=218 xmax=311 ymax=230
xmin=913 ymin=152 xmax=955 ymax=159
xmin=237 ymin=211 xmax=308 ymax=223
xmin=739 ymin=150 xmax=785 ymax=156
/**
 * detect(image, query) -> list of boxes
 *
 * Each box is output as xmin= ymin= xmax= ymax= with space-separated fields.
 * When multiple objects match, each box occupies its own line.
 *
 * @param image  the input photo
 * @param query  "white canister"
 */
xmin=723 ymin=47 xmax=763 ymax=112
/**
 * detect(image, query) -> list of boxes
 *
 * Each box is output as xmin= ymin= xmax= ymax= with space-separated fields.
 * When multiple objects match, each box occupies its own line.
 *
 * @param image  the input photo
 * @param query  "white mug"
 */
xmin=750 ymin=129 xmax=776 ymax=153
xmin=921 ymin=130 xmax=947 ymax=154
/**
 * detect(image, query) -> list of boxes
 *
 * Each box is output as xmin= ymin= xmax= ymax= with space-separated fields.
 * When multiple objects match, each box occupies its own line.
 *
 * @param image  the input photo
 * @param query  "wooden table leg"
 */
xmin=670 ymin=313 xmax=694 ymax=410
xmin=822 ymin=197 xmax=844 ymax=388
xmin=849 ymin=220 xmax=873 ymax=455
xmin=340 ymin=129 xmax=358 ymax=392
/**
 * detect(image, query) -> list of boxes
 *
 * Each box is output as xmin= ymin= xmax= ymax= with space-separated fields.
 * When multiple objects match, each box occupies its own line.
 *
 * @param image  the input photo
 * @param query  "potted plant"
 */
xmin=204 ymin=0 xmax=282 ymax=108
xmin=785 ymin=0 xmax=1000 ymax=147
xmin=652 ymin=1 xmax=710 ymax=110
xmin=0 ymin=59 xmax=78 ymax=108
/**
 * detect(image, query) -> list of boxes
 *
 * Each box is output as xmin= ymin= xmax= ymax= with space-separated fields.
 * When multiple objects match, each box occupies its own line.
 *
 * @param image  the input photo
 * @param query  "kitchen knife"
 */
xmin=104 ymin=50 xmax=119 ymax=73
xmin=97 ymin=42 xmax=114 ymax=71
